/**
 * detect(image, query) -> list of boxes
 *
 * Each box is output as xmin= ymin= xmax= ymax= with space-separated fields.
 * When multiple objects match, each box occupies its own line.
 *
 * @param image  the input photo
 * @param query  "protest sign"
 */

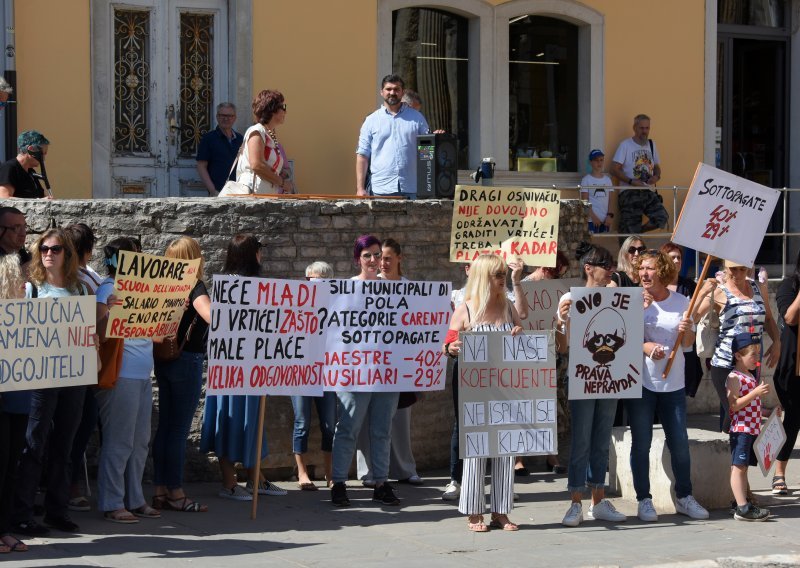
xmin=519 ymin=278 xmax=582 ymax=331
xmin=322 ymin=279 xmax=450 ymax=392
xmin=754 ymin=412 xmax=787 ymax=476
xmin=105 ymin=250 xmax=201 ymax=340
xmin=0 ymin=296 xmax=97 ymax=392
xmin=450 ymin=186 xmax=561 ymax=266
xmin=207 ymin=275 xmax=328 ymax=396
xmin=457 ymin=331 xmax=557 ymax=458
xmin=672 ymin=163 xmax=780 ymax=268
xmin=567 ymin=287 xmax=643 ymax=399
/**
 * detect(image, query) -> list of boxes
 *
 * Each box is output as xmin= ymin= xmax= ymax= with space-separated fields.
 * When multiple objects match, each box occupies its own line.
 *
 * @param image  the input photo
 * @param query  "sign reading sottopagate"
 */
xmin=207 ymin=275 xmax=328 ymax=396
xmin=322 ymin=279 xmax=451 ymax=392
xmin=458 ymin=331 xmax=557 ymax=459
xmin=567 ymin=287 xmax=643 ymax=400
xmin=106 ymin=251 xmax=201 ymax=340
xmin=0 ymin=296 xmax=98 ymax=392
xmin=450 ymin=186 xmax=560 ymax=266
xmin=672 ymin=163 xmax=780 ymax=267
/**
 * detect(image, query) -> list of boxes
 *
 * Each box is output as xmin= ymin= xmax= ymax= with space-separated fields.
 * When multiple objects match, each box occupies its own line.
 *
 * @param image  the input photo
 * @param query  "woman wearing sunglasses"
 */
xmin=236 ymin=89 xmax=295 ymax=194
xmin=609 ymin=235 xmax=646 ymax=287
xmin=13 ymin=230 xmax=90 ymax=536
xmin=556 ymin=243 xmax=627 ymax=527
xmin=444 ymin=253 xmax=523 ymax=532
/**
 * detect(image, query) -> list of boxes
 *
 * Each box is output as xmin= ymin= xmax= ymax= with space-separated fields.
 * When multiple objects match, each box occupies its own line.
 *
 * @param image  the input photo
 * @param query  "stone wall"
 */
xmin=8 ymin=196 xmax=588 ymax=480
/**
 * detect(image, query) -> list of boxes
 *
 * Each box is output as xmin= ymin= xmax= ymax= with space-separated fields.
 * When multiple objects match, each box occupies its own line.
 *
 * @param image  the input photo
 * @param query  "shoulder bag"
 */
xmin=153 ymin=315 xmax=199 ymax=363
xmin=219 ymin=136 xmax=256 ymax=196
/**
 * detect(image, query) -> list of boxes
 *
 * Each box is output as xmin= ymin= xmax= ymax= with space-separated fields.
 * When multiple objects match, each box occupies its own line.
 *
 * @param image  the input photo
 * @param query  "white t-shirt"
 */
xmin=642 ymin=291 xmax=690 ymax=393
xmin=580 ymin=173 xmax=614 ymax=221
xmin=612 ymin=137 xmax=660 ymax=186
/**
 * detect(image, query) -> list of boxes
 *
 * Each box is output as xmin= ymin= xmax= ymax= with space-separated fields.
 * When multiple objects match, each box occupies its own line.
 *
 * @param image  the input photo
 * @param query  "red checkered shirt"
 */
xmin=728 ymin=370 xmax=761 ymax=435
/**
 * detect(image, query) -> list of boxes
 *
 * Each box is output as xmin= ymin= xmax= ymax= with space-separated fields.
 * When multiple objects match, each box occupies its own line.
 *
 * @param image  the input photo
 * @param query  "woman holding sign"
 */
xmin=13 ymin=230 xmax=91 ymax=536
xmin=626 ymin=250 xmax=709 ymax=522
xmin=443 ymin=253 xmax=523 ymax=532
xmin=95 ymin=237 xmax=161 ymax=524
xmin=152 ymin=237 xmax=210 ymax=512
xmin=555 ymin=243 xmax=627 ymax=527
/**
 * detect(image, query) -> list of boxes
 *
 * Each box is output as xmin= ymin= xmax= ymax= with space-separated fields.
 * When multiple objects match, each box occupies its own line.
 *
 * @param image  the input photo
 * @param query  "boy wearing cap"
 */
xmin=580 ymin=149 xmax=614 ymax=233
xmin=727 ymin=331 xmax=771 ymax=521
xmin=0 ymin=130 xmax=50 ymax=199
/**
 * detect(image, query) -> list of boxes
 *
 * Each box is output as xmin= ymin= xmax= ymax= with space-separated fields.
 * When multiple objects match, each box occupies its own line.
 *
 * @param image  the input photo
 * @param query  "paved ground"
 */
xmin=6 ymin=417 xmax=800 ymax=568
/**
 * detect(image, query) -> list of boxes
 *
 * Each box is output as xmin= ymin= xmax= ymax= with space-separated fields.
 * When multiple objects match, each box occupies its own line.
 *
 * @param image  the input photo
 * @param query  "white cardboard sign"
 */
xmin=754 ymin=412 xmax=787 ymax=477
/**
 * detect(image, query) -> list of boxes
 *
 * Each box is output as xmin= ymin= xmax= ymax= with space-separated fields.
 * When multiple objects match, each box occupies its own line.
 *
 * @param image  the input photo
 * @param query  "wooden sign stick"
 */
xmin=250 ymin=395 xmax=267 ymax=520
xmin=663 ymin=255 xmax=713 ymax=379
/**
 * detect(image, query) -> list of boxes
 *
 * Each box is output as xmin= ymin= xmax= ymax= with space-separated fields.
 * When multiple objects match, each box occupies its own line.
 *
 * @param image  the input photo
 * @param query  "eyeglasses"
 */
xmin=361 ymin=252 xmax=382 ymax=260
xmin=628 ymin=246 xmax=647 ymax=255
xmin=492 ymin=271 xmax=508 ymax=280
xmin=217 ymin=113 xmax=236 ymax=119
xmin=0 ymin=224 xmax=26 ymax=234
xmin=586 ymin=261 xmax=613 ymax=270
xmin=279 ymin=103 xmax=287 ymax=111
xmin=39 ymin=244 xmax=64 ymax=255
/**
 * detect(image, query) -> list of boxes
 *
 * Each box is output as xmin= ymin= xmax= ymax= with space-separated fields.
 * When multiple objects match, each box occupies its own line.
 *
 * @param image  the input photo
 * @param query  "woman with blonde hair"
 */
xmin=151 ymin=237 xmax=210 ymax=512
xmin=609 ymin=235 xmax=646 ymax=287
xmin=13 ymin=230 xmax=89 ymax=536
xmin=443 ymin=253 xmax=523 ymax=532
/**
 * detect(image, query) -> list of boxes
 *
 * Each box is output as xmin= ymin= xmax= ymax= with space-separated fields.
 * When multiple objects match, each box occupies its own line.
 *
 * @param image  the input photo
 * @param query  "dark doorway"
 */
xmin=717 ymin=35 xmax=788 ymax=264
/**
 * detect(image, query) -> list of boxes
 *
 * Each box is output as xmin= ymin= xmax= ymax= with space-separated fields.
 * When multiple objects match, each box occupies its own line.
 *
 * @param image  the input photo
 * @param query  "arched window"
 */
xmin=508 ymin=16 xmax=579 ymax=172
xmin=392 ymin=7 xmax=470 ymax=168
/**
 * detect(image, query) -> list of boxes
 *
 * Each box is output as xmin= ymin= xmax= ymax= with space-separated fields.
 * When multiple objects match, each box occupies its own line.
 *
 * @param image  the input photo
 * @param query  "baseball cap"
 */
xmin=731 ymin=332 xmax=760 ymax=354
xmin=588 ymin=149 xmax=604 ymax=161
xmin=17 ymin=130 xmax=50 ymax=152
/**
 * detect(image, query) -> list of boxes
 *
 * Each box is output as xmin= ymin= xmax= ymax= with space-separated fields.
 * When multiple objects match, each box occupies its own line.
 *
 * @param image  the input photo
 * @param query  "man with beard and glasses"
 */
xmin=356 ymin=74 xmax=429 ymax=199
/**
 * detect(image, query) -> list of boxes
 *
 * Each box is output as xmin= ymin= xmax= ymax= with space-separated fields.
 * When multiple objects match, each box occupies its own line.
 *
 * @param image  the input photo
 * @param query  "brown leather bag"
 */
xmin=153 ymin=316 xmax=198 ymax=363
xmin=97 ymin=338 xmax=124 ymax=389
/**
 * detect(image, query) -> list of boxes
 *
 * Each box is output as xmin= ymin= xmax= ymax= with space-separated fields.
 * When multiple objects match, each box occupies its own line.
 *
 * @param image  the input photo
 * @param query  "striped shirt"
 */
xmin=711 ymin=282 xmax=766 ymax=369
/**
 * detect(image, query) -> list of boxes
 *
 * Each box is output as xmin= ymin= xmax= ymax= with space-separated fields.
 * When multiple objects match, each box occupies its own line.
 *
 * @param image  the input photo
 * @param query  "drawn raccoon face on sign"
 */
xmin=582 ymin=307 xmax=626 ymax=366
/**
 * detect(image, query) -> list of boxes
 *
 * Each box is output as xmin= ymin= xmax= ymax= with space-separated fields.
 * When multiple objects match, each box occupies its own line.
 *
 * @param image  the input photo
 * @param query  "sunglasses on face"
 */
xmin=279 ymin=103 xmax=287 ymax=111
xmin=39 ymin=245 xmax=64 ymax=255
xmin=628 ymin=246 xmax=647 ymax=255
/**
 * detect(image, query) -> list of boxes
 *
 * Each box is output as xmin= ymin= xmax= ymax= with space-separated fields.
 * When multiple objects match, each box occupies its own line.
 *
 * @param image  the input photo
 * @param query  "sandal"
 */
xmin=1 ymin=535 xmax=27 ymax=552
xmin=489 ymin=513 xmax=519 ymax=531
xmin=772 ymin=475 xmax=789 ymax=495
xmin=132 ymin=505 xmax=161 ymax=519
xmin=298 ymin=481 xmax=318 ymax=491
xmin=104 ymin=509 xmax=139 ymax=524
xmin=164 ymin=496 xmax=208 ymax=512
xmin=152 ymin=494 xmax=168 ymax=510
xmin=467 ymin=515 xmax=489 ymax=532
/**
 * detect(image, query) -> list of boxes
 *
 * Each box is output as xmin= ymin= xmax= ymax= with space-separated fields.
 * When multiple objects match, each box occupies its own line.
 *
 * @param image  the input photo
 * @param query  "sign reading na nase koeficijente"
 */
xmin=567 ymin=287 xmax=643 ymax=400
xmin=458 ymin=331 xmax=558 ymax=459
xmin=0 ymin=296 xmax=98 ymax=392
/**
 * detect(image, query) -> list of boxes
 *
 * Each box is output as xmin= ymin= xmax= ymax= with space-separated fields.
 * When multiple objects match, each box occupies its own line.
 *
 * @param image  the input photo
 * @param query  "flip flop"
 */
xmin=104 ymin=509 xmax=139 ymax=524
xmin=132 ymin=505 xmax=161 ymax=519
xmin=298 ymin=482 xmax=318 ymax=491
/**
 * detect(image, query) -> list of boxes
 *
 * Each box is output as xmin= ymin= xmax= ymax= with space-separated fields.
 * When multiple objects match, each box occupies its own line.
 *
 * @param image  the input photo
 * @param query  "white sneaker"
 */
xmin=442 ymin=480 xmax=460 ymax=501
xmin=637 ymin=497 xmax=658 ymax=522
xmin=676 ymin=495 xmax=709 ymax=520
xmin=561 ymin=502 xmax=583 ymax=527
xmin=219 ymin=484 xmax=253 ymax=501
xmin=246 ymin=480 xmax=288 ymax=496
xmin=588 ymin=499 xmax=627 ymax=522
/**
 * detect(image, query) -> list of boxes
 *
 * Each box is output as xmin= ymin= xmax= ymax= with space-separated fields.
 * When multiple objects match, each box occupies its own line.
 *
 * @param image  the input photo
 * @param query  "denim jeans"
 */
xmin=96 ymin=377 xmax=152 ymax=512
xmin=331 ymin=391 xmax=399 ymax=484
xmin=567 ymin=398 xmax=618 ymax=494
xmin=152 ymin=351 xmax=204 ymax=489
xmin=626 ymin=387 xmax=692 ymax=501
xmin=13 ymin=386 xmax=86 ymax=522
xmin=290 ymin=392 xmax=337 ymax=454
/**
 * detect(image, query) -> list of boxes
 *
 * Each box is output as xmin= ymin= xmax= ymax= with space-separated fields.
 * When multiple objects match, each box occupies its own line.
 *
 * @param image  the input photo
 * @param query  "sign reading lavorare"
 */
xmin=458 ymin=331 xmax=557 ymax=459
xmin=450 ymin=186 xmax=560 ymax=266
xmin=207 ymin=275 xmax=328 ymax=396
xmin=567 ymin=287 xmax=643 ymax=399
xmin=106 ymin=251 xmax=201 ymax=340
xmin=0 ymin=296 xmax=98 ymax=392
xmin=672 ymin=163 xmax=780 ymax=267
xmin=322 ymin=279 xmax=451 ymax=392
